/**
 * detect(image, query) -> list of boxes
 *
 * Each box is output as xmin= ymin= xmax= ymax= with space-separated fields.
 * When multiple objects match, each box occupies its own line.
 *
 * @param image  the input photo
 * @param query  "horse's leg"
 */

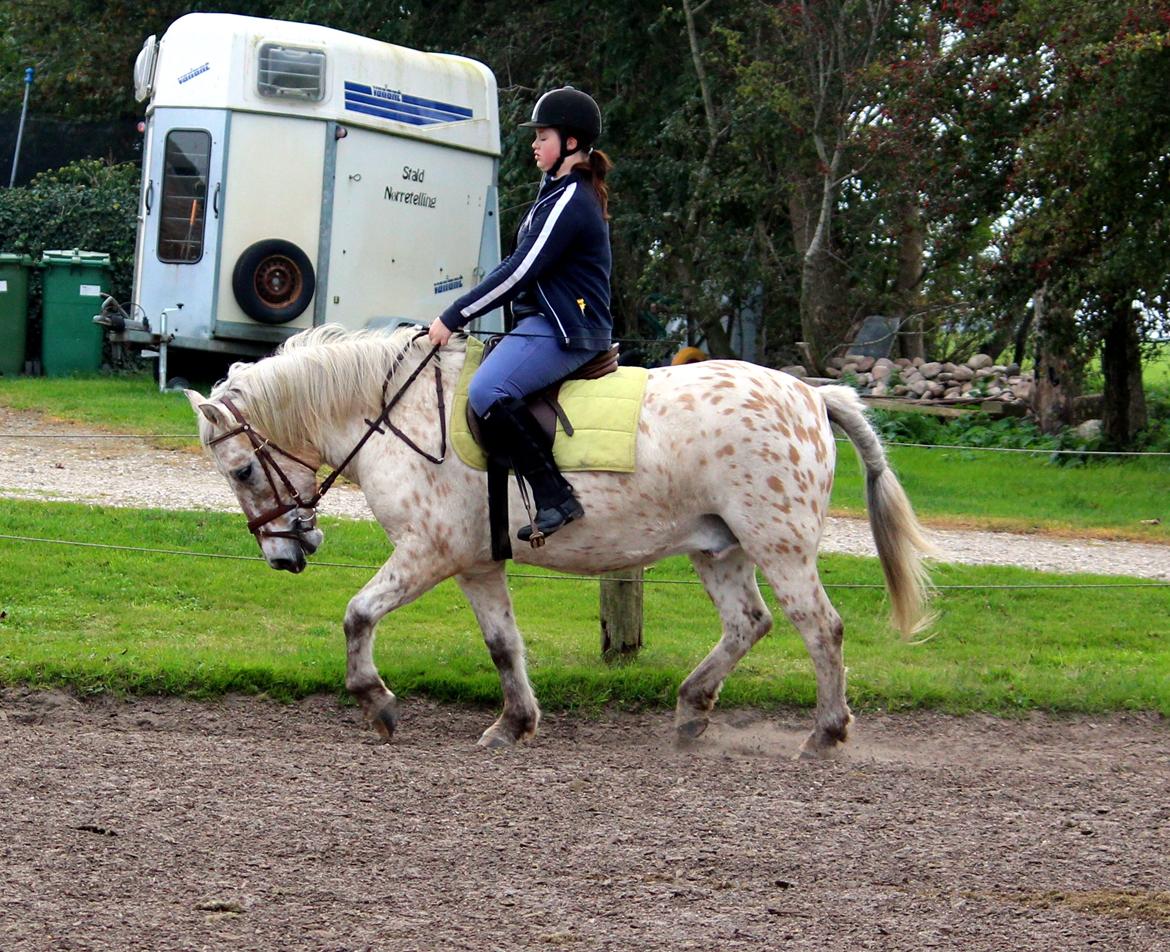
xmin=455 ymin=565 xmax=541 ymax=748
xmin=760 ymin=559 xmax=851 ymax=758
xmin=675 ymin=549 xmax=774 ymax=741
xmin=343 ymin=549 xmax=448 ymax=741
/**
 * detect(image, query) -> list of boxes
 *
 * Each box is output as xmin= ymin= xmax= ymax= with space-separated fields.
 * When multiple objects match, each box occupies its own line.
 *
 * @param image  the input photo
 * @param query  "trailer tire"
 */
xmin=232 ymin=239 xmax=315 ymax=324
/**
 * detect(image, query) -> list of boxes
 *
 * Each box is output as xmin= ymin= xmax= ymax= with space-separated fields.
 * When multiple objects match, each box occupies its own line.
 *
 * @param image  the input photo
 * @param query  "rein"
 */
xmin=208 ymin=335 xmax=446 ymax=544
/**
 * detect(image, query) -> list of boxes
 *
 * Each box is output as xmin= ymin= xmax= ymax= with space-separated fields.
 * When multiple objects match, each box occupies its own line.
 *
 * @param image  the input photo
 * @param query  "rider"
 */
xmin=428 ymin=86 xmax=614 ymax=543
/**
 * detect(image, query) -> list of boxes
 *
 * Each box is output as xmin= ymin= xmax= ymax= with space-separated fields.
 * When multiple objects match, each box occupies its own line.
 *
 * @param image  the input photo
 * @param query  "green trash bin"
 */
xmin=40 ymin=249 xmax=111 ymax=376
xmin=0 ymin=253 xmax=33 ymax=376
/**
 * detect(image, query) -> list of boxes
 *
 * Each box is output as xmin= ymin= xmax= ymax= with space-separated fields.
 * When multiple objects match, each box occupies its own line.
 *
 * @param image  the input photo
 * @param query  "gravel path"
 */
xmin=1 ymin=405 xmax=1166 ymax=578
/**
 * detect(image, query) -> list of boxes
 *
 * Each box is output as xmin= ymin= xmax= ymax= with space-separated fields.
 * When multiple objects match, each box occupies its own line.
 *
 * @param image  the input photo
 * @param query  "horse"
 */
xmin=186 ymin=324 xmax=934 ymax=757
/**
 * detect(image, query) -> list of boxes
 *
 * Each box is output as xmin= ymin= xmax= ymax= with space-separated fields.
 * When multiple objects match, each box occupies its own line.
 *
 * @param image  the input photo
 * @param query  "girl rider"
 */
xmin=428 ymin=86 xmax=614 ymax=543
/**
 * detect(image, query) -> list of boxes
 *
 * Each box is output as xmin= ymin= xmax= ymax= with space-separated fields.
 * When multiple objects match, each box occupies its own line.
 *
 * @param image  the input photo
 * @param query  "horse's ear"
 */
xmin=185 ymin=389 xmax=228 ymax=428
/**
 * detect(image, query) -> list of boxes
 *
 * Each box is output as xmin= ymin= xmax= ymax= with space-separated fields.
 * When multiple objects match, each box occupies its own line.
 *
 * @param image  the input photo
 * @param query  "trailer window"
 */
xmin=258 ymin=44 xmax=326 ymax=101
xmin=158 ymin=130 xmax=211 ymax=264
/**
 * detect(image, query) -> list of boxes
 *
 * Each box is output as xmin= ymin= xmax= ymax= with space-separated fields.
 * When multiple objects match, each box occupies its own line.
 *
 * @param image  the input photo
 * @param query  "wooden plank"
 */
xmin=978 ymin=398 xmax=1029 ymax=418
xmin=800 ymin=374 xmax=1031 ymax=418
xmin=858 ymin=396 xmax=976 ymax=418
xmin=600 ymin=568 xmax=643 ymax=660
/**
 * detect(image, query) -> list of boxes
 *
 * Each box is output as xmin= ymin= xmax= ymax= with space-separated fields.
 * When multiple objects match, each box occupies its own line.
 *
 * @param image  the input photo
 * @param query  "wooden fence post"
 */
xmin=600 ymin=567 xmax=643 ymax=660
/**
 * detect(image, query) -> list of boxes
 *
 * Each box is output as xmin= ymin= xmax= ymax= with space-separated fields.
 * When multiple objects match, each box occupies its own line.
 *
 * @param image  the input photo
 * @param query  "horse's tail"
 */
xmin=819 ymin=385 xmax=937 ymax=636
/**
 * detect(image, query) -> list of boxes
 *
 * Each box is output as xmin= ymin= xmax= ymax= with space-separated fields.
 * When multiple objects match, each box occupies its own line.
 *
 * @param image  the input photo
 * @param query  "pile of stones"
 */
xmin=784 ymin=354 xmax=1036 ymax=405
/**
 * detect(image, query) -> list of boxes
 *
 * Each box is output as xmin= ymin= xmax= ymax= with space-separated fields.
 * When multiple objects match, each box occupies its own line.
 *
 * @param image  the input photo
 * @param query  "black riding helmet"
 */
xmin=520 ymin=86 xmax=601 ymax=175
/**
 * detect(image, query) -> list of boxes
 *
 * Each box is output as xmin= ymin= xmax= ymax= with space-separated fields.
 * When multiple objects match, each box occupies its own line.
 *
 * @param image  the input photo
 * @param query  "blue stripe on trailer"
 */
xmin=345 ymin=101 xmax=436 ymax=126
xmin=344 ymin=92 xmax=461 ymax=124
xmin=400 ymin=91 xmax=473 ymax=119
xmin=344 ymin=83 xmax=472 ymax=123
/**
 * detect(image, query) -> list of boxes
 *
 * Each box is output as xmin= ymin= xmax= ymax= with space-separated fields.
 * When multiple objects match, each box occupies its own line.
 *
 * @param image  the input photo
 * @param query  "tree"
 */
xmin=997 ymin=0 xmax=1170 ymax=444
xmin=864 ymin=3 xmax=1040 ymax=363
xmin=9 ymin=0 xmax=1166 ymax=423
xmin=0 ymin=2 xmax=294 ymax=121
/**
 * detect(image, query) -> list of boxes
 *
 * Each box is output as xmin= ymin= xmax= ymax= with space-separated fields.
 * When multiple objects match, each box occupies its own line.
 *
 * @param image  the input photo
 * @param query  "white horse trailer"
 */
xmin=117 ymin=13 xmax=503 ymax=360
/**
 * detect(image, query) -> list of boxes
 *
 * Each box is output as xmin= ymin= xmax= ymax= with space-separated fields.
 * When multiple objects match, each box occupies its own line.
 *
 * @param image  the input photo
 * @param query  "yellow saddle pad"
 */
xmin=451 ymin=335 xmax=647 ymax=473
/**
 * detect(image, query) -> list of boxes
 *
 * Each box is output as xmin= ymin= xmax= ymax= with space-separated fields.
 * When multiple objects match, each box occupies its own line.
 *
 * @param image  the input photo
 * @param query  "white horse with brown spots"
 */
xmin=187 ymin=325 xmax=934 ymax=757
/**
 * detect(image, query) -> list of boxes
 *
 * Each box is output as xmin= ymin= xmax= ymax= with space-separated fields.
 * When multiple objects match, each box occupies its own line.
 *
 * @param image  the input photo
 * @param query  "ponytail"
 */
xmin=581 ymin=148 xmax=614 ymax=219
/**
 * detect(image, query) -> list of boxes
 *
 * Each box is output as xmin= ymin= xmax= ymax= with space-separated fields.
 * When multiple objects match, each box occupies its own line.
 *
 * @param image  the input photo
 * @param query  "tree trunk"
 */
xmin=799 ymin=246 xmax=850 ymax=371
xmin=1031 ymin=285 xmax=1080 ymax=434
xmin=790 ymin=0 xmax=894 ymax=372
xmin=670 ymin=257 xmax=735 ymax=358
xmin=1011 ymin=307 xmax=1034 ymax=368
xmin=788 ymin=178 xmax=815 ymax=260
xmin=676 ymin=0 xmax=735 ymax=361
xmin=694 ymin=295 xmax=736 ymax=358
xmin=1101 ymin=301 xmax=1147 ymax=447
xmin=894 ymin=196 xmax=925 ymax=361
xmin=792 ymin=171 xmax=849 ymax=372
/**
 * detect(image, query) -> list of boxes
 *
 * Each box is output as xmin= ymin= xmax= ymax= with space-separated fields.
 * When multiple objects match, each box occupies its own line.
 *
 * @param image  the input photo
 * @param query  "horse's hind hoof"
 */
xmin=675 ymin=718 xmax=709 ymax=746
xmin=476 ymin=728 xmax=515 ymax=749
xmin=371 ymin=700 xmax=399 ymax=741
xmin=796 ymin=740 xmax=844 ymax=762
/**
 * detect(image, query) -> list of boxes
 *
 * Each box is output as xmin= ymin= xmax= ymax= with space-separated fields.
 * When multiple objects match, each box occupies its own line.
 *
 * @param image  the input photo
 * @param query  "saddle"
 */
xmin=469 ymin=339 xmax=620 ymax=562
xmin=464 ymin=339 xmax=621 ymax=448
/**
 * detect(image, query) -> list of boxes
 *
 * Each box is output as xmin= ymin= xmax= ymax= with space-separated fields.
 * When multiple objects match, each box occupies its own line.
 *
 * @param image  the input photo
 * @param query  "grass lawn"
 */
xmin=832 ymin=445 xmax=1169 ymax=541
xmin=1 ymin=500 xmax=1167 ymax=715
xmin=1144 ymin=342 xmax=1170 ymax=387
xmin=1081 ymin=340 xmax=1170 ymax=388
xmin=1 ymin=375 xmax=1167 ymax=715
xmin=0 ymin=374 xmax=198 ymax=444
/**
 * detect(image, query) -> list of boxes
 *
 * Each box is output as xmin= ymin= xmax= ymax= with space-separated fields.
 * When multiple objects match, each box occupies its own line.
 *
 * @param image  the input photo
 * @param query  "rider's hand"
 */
xmin=428 ymin=317 xmax=453 ymax=347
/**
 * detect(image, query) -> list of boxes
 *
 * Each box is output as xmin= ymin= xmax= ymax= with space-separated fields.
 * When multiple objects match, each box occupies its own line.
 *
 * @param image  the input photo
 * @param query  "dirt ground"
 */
xmin=3 ymin=409 xmax=1169 ymax=950
xmin=2 ymin=690 xmax=1168 ymax=951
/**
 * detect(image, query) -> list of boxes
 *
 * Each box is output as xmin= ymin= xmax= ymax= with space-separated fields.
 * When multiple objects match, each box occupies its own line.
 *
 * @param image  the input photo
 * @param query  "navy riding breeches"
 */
xmin=467 ymin=314 xmax=602 ymax=417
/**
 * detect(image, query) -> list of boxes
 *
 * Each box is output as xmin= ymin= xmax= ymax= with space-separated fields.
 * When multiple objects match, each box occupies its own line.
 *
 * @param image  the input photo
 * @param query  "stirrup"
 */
xmin=518 ymin=496 xmax=585 ymax=547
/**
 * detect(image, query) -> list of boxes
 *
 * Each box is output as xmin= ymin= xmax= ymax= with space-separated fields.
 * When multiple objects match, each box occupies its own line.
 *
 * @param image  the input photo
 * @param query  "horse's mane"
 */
xmin=206 ymin=324 xmax=466 ymax=448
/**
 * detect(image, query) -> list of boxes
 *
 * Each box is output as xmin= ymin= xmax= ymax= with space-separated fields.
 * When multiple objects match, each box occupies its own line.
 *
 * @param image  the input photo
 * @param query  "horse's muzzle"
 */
xmin=270 ymin=549 xmax=308 ymax=573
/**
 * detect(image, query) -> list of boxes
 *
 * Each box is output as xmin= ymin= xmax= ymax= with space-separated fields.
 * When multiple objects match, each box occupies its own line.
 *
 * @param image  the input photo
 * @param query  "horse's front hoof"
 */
xmin=371 ymin=700 xmax=399 ymax=741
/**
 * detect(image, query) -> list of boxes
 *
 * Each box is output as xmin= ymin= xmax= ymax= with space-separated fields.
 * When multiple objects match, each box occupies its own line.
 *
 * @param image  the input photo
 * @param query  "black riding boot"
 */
xmin=479 ymin=396 xmax=585 ymax=544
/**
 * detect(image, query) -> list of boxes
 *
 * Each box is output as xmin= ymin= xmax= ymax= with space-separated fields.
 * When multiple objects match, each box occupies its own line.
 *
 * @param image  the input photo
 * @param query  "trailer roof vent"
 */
xmin=257 ymin=44 xmax=326 ymax=101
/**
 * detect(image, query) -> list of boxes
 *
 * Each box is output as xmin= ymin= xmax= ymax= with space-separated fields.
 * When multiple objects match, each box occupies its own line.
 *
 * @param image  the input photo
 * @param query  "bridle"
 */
xmin=208 ymin=395 xmax=323 ymax=543
xmin=207 ymin=335 xmax=446 ymax=548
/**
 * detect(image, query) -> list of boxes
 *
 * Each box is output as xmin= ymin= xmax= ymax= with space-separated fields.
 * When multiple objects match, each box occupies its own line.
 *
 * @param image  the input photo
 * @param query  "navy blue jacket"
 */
xmin=438 ymin=168 xmax=612 ymax=351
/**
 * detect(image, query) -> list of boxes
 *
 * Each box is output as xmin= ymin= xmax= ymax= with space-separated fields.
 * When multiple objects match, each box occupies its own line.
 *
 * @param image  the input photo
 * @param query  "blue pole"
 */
xmin=9 ymin=67 xmax=35 ymax=188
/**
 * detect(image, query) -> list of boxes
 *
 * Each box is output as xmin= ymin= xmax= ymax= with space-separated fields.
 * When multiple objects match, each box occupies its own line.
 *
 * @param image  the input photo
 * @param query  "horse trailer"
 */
xmin=113 ymin=13 xmax=503 ymax=362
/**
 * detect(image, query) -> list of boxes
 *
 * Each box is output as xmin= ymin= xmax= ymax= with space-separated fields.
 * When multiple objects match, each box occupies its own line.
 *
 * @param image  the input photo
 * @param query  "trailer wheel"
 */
xmin=232 ymin=239 xmax=315 ymax=324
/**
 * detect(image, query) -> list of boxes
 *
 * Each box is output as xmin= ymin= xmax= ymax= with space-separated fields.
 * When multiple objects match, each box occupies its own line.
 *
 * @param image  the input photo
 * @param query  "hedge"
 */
xmin=0 ymin=159 xmax=139 ymax=362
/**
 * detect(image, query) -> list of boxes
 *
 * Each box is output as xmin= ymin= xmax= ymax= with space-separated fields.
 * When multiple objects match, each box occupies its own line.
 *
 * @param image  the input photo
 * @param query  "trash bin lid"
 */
xmin=0 ymin=253 xmax=33 ymax=266
xmin=41 ymin=249 xmax=112 ymax=267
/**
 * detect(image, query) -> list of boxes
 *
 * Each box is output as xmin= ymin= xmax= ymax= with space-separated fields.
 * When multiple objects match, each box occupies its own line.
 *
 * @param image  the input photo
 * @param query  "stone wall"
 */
xmin=782 ymin=354 xmax=1035 ymax=406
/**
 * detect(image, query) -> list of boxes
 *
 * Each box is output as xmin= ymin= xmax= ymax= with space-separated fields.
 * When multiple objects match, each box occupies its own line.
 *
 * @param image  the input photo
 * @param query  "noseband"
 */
xmin=208 ymin=395 xmax=323 ymax=543
xmin=207 ymin=338 xmax=446 ymax=548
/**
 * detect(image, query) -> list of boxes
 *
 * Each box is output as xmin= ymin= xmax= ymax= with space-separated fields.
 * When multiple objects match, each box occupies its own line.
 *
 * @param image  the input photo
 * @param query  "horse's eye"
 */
xmin=232 ymin=463 xmax=254 ymax=482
